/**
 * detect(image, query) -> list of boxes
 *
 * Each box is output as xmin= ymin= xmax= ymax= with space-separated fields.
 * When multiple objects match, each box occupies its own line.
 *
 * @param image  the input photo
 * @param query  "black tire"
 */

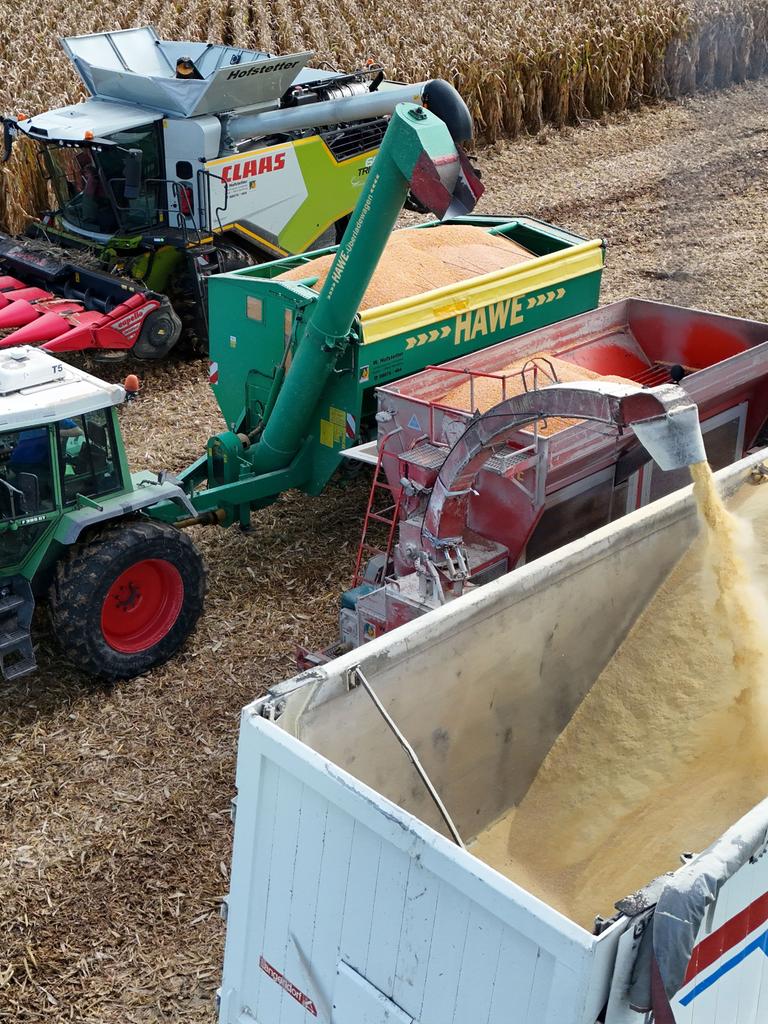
xmin=215 ymin=240 xmax=252 ymax=273
xmin=133 ymin=304 xmax=183 ymax=359
xmin=49 ymin=520 xmax=206 ymax=682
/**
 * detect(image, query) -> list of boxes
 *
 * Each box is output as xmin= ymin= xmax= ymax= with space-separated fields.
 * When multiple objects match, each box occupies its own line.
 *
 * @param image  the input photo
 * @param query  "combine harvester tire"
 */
xmin=49 ymin=521 xmax=206 ymax=680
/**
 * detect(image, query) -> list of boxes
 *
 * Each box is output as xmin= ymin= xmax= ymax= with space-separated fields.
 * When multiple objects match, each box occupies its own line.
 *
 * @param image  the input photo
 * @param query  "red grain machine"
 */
xmin=332 ymin=298 xmax=768 ymax=650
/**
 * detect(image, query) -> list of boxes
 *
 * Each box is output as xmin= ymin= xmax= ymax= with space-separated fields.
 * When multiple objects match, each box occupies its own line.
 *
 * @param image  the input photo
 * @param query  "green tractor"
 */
xmin=0 ymin=346 xmax=205 ymax=681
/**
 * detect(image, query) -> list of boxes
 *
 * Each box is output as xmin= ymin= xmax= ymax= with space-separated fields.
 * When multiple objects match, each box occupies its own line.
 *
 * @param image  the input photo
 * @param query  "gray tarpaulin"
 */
xmin=624 ymin=796 xmax=768 ymax=1014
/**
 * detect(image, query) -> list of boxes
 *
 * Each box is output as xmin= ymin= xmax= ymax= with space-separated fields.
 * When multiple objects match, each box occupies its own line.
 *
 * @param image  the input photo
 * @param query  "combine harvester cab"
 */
xmin=220 ymin=448 xmax=768 ymax=1024
xmin=0 ymin=27 xmax=464 ymax=357
xmin=336 ymin=299 xmax=768 ymax=649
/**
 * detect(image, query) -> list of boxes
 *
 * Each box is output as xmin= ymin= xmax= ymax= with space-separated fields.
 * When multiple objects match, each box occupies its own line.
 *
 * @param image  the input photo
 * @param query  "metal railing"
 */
xmin=199 ymin=168 xmax=230 ymax=235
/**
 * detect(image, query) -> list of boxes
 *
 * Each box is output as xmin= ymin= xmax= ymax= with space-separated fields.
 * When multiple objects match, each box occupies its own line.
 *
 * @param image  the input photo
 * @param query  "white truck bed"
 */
xmin=219 ymin=450 xmax=768 ymax=1024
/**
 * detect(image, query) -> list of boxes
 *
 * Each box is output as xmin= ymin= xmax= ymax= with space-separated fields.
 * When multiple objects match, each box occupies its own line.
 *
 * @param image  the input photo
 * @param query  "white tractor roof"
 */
xmin=0 ymin=348 xmax=125 ymax=431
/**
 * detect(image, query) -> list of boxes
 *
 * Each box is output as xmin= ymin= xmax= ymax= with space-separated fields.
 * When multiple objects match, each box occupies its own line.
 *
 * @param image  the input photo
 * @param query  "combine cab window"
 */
xmin=44 ymin=121 xmax=162 ymax=236
xmin=46 ymin=146 xmax=120 ymax=235
xmin=0 ymin=426 xmax=55 ymax=518
xmin=57 ymin=410 xmax=123 ymax=504
xmin=98 ymin=123 xmax=163 ymax=231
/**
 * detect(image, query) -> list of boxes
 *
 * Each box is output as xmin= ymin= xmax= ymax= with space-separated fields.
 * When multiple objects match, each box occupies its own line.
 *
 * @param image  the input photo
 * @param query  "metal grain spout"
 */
xmin=625 ymin=385 xmax=708 ymax=471
xmin=423 ymin=380 xmax=707 ymax=543
xmin=548 ymin=381 xmax=707 ymax=470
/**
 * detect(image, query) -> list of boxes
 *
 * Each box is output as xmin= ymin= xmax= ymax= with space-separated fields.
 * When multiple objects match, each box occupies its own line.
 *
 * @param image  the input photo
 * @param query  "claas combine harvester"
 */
xmin=2 ymin=93 xmax=767 ymax=685
xmin=0 ymin=26 xmax=468 ymax=358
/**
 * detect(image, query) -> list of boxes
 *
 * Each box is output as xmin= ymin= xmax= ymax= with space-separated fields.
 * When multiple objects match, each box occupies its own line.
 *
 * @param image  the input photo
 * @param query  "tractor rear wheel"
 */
xmin=49 ymin=521 xmax=206 ymax=681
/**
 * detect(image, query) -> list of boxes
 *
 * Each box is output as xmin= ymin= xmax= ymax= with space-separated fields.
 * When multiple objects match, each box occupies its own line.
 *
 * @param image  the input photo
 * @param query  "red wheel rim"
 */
xmin=100 ymin=559 xmax=184 ymax=654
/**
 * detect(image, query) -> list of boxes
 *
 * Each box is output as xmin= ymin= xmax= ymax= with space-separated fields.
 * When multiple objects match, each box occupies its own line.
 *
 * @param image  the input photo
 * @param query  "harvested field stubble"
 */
xmin=2 ymin=0 xmax=768 ymax=231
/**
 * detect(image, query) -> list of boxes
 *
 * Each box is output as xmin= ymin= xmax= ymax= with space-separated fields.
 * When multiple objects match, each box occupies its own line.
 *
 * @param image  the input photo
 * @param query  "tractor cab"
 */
xmin=0 ymin=405 xmax=125 ymax=518
xmin=0 ymin=346 xmax=205 ymax=683
xmin=0 ymin=346 xmax=128 ymax=572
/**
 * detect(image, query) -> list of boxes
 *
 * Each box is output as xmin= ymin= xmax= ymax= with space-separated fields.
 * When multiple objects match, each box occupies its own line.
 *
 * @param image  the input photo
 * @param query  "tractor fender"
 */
xmin=54 ymin=480 xmax=196 ymax=545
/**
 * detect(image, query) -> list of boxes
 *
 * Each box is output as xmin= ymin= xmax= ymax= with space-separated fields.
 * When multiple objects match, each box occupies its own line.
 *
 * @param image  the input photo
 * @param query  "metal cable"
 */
xmin=353 ymin=666 xmax=465 ymax=849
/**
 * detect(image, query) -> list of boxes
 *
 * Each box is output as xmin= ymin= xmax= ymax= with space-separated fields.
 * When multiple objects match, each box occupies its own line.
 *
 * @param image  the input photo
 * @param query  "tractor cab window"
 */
xmin=44 ymin=122 xmax=162 ymax=236
xmin=0 ymin=426 xmax=56 ymax=518
xmin=57 ymin=410 xmax=122 ymax=504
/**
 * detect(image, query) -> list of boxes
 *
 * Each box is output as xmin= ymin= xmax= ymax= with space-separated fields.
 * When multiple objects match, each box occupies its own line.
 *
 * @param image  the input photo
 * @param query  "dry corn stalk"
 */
xmin=1 ymin=0 xmax=767 ymax=230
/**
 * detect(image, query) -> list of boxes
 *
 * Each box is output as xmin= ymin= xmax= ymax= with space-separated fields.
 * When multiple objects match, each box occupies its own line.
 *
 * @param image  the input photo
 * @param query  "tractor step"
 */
xmin=0 ymin=593 xmax=25 ymax=615
xmin=0 ymin=627 xmax=30 ymax=650
xmin=0 ymin=577 xmax=36 ymax=682
xmin=3 ymin=655 xmax=36 ymax=681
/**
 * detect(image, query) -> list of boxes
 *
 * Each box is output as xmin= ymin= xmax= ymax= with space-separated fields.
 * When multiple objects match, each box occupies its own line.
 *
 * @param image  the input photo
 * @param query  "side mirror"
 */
xmin=1 ymin=118 xmax=16 ymax=164
xmin=123 ymin=148 xmax=143 ymax=199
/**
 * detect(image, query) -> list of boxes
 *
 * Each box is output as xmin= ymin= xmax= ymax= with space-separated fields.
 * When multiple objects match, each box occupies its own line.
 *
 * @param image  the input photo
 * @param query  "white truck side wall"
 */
xmin=222 ymin=451 xmax=768 ymax=1024
xmin=219 ymin=717 xmax=624 ymax=1024
xmin=274 ymin=451 xmax=766 ymax=844
xmin=275 ymin=482 xmax=709 ymax=843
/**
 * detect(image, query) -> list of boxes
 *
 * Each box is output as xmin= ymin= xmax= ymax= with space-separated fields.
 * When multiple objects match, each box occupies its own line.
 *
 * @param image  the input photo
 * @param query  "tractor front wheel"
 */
xmin=50 ymin=521 xmax=206 ymax=681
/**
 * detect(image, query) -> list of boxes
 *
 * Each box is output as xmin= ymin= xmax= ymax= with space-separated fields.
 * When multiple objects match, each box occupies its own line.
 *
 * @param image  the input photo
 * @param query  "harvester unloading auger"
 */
xmin=0 ymin=26 xmax=471 ymax=359
xmin=0 ymin=98 xmax=709 ymax=684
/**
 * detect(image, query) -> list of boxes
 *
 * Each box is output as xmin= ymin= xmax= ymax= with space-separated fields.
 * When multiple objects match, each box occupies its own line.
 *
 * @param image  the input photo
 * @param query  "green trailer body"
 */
xmin=192 ymin=216 xmax=604 ymax=519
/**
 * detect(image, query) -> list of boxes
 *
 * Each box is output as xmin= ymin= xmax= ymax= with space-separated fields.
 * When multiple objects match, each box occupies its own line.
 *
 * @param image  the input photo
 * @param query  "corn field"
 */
xmin=1 ymin=0 xmax=767 ymax=232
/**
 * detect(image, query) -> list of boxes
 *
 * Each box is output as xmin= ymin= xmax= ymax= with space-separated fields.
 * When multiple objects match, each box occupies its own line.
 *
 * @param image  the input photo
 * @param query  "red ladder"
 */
xmin=353 ymin=429 xmax=404 ymax=587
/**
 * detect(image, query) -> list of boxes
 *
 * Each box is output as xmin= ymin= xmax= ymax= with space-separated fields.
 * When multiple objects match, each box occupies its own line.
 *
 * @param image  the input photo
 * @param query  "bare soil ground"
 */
xmin=2 ymin=79 xmax=767 ymax=1023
